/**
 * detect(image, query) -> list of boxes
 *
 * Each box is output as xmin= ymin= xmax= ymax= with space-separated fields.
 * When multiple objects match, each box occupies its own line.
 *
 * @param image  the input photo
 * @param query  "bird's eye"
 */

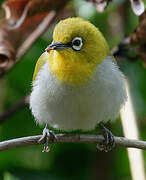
xmin=72 ymin=37 xmax=83 ymax=51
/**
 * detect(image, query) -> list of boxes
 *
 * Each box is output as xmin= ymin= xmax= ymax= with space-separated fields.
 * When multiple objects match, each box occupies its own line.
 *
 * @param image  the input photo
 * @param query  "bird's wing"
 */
xmin=32 ymin=52 xmax=48 ymax=82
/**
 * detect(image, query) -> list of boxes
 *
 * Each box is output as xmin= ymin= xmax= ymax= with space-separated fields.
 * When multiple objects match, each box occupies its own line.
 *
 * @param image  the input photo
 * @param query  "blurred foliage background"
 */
xmin=0 ymin=0 xmax=146 ymax=179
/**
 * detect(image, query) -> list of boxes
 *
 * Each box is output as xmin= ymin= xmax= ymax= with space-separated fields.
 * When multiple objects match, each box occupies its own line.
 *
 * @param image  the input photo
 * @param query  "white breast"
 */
xmin=30 ymin=56 xmax=127 ymax=131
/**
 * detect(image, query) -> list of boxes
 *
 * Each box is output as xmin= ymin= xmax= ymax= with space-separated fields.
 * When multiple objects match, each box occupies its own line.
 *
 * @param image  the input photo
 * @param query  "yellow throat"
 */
xmin=48 ymin=18 xmax=109 ymax=86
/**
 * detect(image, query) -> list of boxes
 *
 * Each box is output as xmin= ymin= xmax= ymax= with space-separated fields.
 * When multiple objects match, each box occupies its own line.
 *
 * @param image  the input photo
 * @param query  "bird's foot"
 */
xmin=38 ymin=124 xmax=57 ymax=152
xmin=96 ymin=123 xmax=115 ymax=152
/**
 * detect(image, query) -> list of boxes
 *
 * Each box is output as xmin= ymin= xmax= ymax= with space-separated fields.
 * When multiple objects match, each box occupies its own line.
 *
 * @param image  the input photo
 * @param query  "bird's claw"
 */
xmin=38 ymin=124 xmax=57 ymax=152
xmin=96 ymin=123 xmax=115 ymax=152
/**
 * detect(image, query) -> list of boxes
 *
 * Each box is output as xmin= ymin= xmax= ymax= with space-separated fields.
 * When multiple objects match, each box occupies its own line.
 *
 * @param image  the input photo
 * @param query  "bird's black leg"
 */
xmin=96 ymin=123 xmax=115 ymax=152
xmin=38 ymin=124 xmax=57 ymax=152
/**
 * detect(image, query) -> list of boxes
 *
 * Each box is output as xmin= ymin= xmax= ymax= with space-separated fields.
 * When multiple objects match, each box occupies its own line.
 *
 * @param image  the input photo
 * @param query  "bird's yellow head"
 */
xmin=46 ymin=17 xmax=109 ymax=86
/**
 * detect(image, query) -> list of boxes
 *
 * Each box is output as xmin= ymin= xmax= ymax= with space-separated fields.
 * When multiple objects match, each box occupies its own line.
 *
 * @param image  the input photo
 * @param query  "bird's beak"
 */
xmin=45 ymin=42 xmax=71 ymax=53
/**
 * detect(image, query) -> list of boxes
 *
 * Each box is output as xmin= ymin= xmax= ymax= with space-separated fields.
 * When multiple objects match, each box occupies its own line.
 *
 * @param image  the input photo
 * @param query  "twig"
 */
xmin=0 ymin=95 xmax=29 ymax=123
xmin=0 ymin=134 xmax=146 ymax=151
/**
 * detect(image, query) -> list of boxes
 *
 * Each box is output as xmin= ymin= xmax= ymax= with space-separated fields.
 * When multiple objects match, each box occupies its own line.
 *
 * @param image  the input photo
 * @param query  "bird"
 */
xmin=30 ymin=17 xmax=127 ymax=152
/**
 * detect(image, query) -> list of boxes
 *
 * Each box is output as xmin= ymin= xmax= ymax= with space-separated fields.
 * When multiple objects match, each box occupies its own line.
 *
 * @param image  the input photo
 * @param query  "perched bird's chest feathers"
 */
xmin=48 ymin=51 xmax=96 ymax=86
xmin=30 ymin=56 xmax=126 ymax=130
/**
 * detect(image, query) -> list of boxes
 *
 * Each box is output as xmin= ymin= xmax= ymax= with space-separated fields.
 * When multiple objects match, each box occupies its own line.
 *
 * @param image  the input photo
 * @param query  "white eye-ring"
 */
xmin=72 ymin=37 xmax=83 ymax=51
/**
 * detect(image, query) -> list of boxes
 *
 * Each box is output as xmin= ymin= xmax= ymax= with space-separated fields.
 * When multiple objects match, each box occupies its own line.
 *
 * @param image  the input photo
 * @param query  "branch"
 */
xmin=0 ymin=95 xmax=29 ymax=123
xmin=0 ymin=134 xmax=146 ymax=151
